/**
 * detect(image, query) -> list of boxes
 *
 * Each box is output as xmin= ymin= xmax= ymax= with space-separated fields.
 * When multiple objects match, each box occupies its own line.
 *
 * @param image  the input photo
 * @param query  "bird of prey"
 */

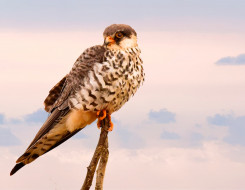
xmin=10 ymin=24 xmax=145 ymax=176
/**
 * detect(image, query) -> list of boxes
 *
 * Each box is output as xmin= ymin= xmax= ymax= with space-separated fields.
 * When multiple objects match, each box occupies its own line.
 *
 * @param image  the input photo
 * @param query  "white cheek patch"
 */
xmin=120 ymin=35 xmax=137 ymax=49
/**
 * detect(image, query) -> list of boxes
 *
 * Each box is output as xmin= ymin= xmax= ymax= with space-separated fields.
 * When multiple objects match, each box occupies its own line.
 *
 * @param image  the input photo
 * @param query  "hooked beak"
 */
xmin=104 ymin=36 xmax=115 ymax=46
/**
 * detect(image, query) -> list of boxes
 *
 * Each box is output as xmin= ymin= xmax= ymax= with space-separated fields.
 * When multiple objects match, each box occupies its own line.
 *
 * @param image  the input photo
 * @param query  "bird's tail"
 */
xmin=10 ymin=163 xmax=25 ymax=176
xmin=10 ymin=109 xmax=97 ymax=176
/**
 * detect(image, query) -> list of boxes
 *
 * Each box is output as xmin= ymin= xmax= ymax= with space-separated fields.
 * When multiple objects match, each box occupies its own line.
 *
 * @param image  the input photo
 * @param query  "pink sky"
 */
xmin=1 ymin=1 xmax=245 ymax=189
xmin=0 ymin=29 xmax=244 ymax=190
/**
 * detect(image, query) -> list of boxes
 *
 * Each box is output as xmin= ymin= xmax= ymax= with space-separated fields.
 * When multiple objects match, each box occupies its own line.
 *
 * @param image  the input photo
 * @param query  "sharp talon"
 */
xmin=96 ymin=111 xmax=114 ymax=131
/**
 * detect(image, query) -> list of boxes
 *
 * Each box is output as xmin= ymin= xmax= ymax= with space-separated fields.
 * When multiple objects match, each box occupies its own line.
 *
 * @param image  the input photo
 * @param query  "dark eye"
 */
xmin=115 ymin=32 xmax=124 ymax=38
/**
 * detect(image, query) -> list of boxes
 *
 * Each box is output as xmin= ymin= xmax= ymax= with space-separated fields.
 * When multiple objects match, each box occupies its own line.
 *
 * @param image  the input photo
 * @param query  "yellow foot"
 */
xmin=97 ymin=110 xmax=106 ymax=120
xmin=96 ymin=110 xmax=114 ymax=131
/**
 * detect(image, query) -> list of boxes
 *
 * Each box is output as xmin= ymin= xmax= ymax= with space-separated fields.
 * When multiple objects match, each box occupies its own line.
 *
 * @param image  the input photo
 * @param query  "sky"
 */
xmin=1 ymin=0 xmax=245 ymax=189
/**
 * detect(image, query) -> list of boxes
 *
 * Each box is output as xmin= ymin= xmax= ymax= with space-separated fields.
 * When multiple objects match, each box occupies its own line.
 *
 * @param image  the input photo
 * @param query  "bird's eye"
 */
xmin=115 ymin=32 xmax=124 ymax=38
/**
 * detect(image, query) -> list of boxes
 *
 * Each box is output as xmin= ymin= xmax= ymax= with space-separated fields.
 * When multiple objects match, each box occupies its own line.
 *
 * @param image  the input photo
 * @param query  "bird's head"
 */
xmin=103 ymin=24 xmax=138 ymax=50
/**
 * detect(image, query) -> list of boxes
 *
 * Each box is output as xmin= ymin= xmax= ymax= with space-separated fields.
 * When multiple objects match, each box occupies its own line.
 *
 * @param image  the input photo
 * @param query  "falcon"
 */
xmin=10 ymin=24 xmax=145 ymax=175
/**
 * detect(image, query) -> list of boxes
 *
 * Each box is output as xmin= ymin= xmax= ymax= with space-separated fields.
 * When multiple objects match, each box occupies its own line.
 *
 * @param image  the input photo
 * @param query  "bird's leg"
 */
xmin=97 ymin=110 xmax=107 ymax=129
xmin=97 ymin=110 xmax=107 ymax=121
xmin=96 ymin=110 xmax=114 ymax=131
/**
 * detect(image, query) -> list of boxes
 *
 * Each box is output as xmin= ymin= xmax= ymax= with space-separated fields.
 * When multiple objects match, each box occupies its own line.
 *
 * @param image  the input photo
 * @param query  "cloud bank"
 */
xmin=0 ymin=109 xmax=48 ymax=147
xmin=215 ymin=54 xmax=245 ymax=65
xmin=24 ymin=109 xmax=48 ymax=123
xmin=208 ymin=113 xmax=245 ymax=146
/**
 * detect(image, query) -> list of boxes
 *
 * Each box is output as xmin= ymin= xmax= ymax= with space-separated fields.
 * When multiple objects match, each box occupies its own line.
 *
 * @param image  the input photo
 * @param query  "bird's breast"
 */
xmin=69 ymin=47 xmax=145 ymax=114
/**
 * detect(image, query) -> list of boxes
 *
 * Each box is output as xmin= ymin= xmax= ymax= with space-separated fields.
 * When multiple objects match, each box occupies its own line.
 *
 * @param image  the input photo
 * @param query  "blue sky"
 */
xmin=1 ymin=0 xmax=245 ymax=189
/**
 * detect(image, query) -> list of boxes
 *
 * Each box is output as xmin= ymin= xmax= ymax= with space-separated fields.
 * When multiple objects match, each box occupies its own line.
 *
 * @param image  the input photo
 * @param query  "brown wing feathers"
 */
xmin=44 ymin=75 xmax=67 ymax=112
xmin=10 ymin=45 xmax=107 ymax=176
xmin=26 ymin=106 xmax=70 ymax=150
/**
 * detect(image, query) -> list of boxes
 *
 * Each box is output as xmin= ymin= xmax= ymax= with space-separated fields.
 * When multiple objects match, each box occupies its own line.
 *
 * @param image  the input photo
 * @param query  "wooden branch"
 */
xmin=95 ymin=138 xmax=109 ymax=190
xmin=81 ymin=115 xmax=110 ymax=190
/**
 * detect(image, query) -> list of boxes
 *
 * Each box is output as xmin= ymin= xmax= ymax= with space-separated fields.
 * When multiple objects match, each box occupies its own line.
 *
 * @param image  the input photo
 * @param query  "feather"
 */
xmin=10 ymin=163 xmax=25 ymax=176
xmin=44 ymin=75 xmax=67 ymax=112
xmin=10 ymin=45 xmax=107 ymax=175
xmin=15 ymin=106 xmax=70 ymax=163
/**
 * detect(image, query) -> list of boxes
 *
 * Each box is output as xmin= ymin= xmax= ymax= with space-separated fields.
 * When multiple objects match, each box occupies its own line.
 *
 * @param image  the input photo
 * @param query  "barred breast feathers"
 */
xmin=68 ymin=46 xmax=144 ymax=114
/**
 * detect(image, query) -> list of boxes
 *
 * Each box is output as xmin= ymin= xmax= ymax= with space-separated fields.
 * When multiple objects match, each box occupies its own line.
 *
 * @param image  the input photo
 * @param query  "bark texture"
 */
xmin=81 ymin=115 xmax=110 ymax=190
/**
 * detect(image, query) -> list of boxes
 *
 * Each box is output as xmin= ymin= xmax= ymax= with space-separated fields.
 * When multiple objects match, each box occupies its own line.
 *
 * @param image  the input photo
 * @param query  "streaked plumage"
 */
xmin=10 ymin=24 xmax=145 ymax=175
